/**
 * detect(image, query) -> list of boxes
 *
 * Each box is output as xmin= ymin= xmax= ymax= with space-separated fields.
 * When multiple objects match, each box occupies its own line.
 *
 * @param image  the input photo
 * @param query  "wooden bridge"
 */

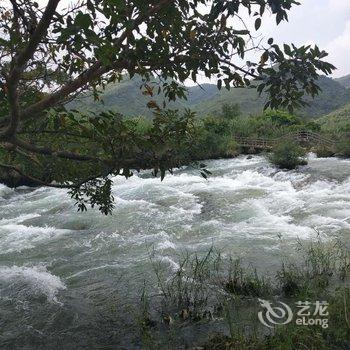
xmin=235 ymin=130 xmax=336 ymax=150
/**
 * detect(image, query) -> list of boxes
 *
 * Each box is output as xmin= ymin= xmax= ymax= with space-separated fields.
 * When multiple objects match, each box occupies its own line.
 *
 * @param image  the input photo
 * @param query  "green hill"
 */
xmin=70 ymin=74 xmax=350 ymax=119
xmin=335 ymin=74 xmax=350 ymax=89
xmin=299 ymin=76 xmax=350 ymax=117
xmin=192 ymin=76 xmax=350 ymax=118
xmin=318 ymin=102 xmax=350 ymax=133
xmin=70 ymin=78 xmax=226 ymax=117
xmin=69 ymin=76 xmax=184 ymax=117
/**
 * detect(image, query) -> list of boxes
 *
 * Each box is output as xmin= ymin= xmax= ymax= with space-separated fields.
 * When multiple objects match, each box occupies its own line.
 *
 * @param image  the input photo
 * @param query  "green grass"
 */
xmin=224 ymin=258 xmax=272 ymax=298
xmin=136 ymin=237 xmax=350 ymax=349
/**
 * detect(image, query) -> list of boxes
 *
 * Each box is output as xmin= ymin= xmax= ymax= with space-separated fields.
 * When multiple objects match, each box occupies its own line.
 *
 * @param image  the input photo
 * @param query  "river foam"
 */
xmin=0 ymin=154 xmax=349 ymax=305
xmin=0 ymin=223 xmax=71 ymax=254
xmin=0 ymin=154 xmax=349 ymax=348
xmin=0 ymin=265 xmax=66 ymax=303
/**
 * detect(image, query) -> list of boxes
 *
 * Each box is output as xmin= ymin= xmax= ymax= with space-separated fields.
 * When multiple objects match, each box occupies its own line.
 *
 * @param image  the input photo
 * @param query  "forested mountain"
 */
xmin=335 ymin=74 xmax=350 ymax=89
xmin=69 ymin=77 xmax=185 ymax=117
xmin=192 ymin=75 xmax=350 ymax=117
xmin=70 ymin=74 xmax=350 ymax=119
xmin=299 ymin=76 xmax=350 ymax=117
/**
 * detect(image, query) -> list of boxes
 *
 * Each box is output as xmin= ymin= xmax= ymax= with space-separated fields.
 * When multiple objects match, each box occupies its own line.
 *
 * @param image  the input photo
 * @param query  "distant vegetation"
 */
xmin=317 ymin=102 xmax=350 ymax=158
xmin=70 ymin=75 xmax=350 ymax=119
xmin=318 ymin=102 xmax=350 ymax=134
xmin=335 ymin=73 xmax=350 ymax=89
xmin=69 ymin=74 xmax=350 ymax=164
xmin=2 ymin=102 xmax=348 ymax=192
xmin=67 ymin=71 xmax=350 ymax=173
xmin=336 ymin=134 xmax=350 ymax=158
xmin=67 ymin=74 xmax=350 ymax=175
xmin=3 ymin=90 xmax=349 ymax=197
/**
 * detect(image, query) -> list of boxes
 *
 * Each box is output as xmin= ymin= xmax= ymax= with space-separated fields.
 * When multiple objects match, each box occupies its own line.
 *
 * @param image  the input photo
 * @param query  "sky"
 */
xmin=259 ymin=0 xmax=350 ymax=78
xmin=45 ymin=0 xmax=350 ymax=78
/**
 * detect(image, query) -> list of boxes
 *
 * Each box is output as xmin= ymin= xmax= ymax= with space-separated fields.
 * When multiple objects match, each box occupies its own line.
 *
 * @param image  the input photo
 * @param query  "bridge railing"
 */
xmin=278 ymin=131 xmax=335 ymax=146
xmin=234 ymin=131 xmax=336 ymax=149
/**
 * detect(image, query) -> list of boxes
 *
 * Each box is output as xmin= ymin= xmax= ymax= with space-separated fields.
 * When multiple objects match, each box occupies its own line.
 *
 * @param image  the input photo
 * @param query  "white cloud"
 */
xmin=326 ymin=21 xmax=350 ymax=77
xmin=329 ymin=0 xmax=350 ymax=13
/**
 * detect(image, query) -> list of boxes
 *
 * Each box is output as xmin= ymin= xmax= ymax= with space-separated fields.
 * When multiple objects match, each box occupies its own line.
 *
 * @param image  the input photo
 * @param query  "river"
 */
xmin=0 ymin=154 xmax=349 ymax=349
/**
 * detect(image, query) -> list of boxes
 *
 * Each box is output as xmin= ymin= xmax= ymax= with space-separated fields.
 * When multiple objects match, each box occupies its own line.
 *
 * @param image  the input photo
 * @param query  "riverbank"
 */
xmin=2 ymin=109 xmax=349 ymax=191
xmin=138 ymin=239 xmax=350 ymax=349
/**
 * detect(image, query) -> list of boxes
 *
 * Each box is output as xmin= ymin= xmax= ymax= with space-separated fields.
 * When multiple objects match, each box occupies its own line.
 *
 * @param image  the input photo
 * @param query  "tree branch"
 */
xmin=0 ymin=162 xmax=114 ymax=190
xmin=3 ymin=0 xmax=60 ymax=138
xmin=11 ymin=137 xmax=108 ymax=163
xmin=219 ymin=59 xmax=260 ymax=79
xmin=13 ymin=0 xmax=60 ymax=71
xmin=0 ymin=0 xmax=173 ymax=132
xmin=0 ymin=162 xmax=68 ymax=188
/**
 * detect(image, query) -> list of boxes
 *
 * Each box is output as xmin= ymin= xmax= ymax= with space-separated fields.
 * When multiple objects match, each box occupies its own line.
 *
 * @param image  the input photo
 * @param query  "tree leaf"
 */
xmin=255 ymin=18 xmax=262 ymax=30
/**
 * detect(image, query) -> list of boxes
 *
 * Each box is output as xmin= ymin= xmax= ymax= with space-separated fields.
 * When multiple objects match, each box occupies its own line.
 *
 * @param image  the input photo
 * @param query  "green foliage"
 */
xmin=151 ymin=248 xmax=220 ymax=319
xmin=336 ymin=133 xmax=350 ymax=157
xmin=269 ymin=140 xmax=307 ymax=169
xmin=189 ymin=116 xmax=241 ymax=159
xmin=35 ymin=0 xmax=329 ymax=111
xmin=318 ymin=102 xmax=350 ymax=135
xmin=276 ymin=237 xmax=350 ymax=299
xmin=256 ymin=45 xmax=336 ymax=112
xmin=68 ymin=178 xmax=114 ymax=215
xmin=220 ymin=103 xmax=241 ymax=120
xmin=0 ymin=108 xmax=198 ymax=213
xmin=225 ymin=139 xmax=239 ymax=158
xmin=319 ymin=101 xmax=350 ymax=157
xmin=261 ymin=109 xmax=302 ymax=126
xmin=305 ymin=120 xmax=321 ymax=132
xmin=224 ymin=259 xmax=271 ymax=297
xmin=314 ymin=145 xmax=335 ymax=158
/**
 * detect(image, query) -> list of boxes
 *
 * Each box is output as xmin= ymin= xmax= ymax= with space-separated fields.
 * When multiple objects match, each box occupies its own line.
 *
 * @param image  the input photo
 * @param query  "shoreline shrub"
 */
xmin=269 ymin=140 xmax=307 ymax=169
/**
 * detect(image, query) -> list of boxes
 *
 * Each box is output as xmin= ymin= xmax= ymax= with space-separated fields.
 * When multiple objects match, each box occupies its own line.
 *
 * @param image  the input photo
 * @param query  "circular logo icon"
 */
xmin=258 ymin=298 xmax=293 ymax=328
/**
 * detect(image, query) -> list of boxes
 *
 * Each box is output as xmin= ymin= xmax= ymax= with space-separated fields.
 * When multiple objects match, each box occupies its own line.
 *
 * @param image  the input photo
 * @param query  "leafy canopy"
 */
xmin=0 ymin=0 xmax=335 ymax=213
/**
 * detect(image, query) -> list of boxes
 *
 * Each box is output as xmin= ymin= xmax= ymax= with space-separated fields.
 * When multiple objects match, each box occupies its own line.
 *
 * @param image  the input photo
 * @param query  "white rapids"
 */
xmin=0 ymin=154 xmax=349 ymax=348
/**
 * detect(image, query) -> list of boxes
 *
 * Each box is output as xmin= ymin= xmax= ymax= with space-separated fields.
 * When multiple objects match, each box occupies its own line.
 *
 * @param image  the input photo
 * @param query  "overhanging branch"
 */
xmin=11 ymin=137 xmax=108 ymax=163
xmin=1 ymin=0 xmax=173 ymax=134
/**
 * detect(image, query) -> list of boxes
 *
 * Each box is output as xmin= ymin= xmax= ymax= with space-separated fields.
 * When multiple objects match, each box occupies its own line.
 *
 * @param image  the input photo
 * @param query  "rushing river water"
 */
xmin=0 ymin=154 xmax=349 ymax=349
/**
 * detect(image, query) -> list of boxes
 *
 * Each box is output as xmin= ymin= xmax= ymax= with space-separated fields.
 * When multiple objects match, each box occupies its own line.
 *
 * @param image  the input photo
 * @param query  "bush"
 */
xmin=336 ymin=133 xmax=350 ymax=157
xmin=220 ymin=103 xmax=241 ymax=119
xmin=261 ymin=109 xmax=303 ymax=127
xmin=222 ymin=138 xmax=239 ymax=158
xmin=314 ymin=145 xmax=335 ymax=158
xmin=269 ymin=140 xmax=307 ymax=169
